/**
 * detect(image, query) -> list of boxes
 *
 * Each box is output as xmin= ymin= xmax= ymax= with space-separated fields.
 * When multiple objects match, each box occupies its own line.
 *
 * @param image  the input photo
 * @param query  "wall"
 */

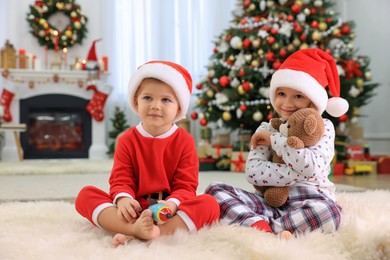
xmin=1 ymin=0 xmax=389 ymax=156
xmin=334 ymin=0 xmax=390 ymax=155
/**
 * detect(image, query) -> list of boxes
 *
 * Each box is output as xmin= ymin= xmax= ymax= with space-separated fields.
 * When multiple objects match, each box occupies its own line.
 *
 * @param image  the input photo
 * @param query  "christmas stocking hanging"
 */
xmin=86 ymin=83 xmax=112 ymax=121
xmin=0 ymin=88 xmax=15 ymax=122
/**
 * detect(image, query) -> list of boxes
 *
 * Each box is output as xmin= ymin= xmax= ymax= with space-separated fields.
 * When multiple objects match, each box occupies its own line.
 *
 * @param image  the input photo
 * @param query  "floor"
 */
xmin=332 ymin=173 xmax=390 ymax=190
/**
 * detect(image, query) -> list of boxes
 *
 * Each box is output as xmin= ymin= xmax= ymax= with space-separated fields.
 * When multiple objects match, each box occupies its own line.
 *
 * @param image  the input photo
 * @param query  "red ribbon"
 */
xmin=232 ymin=152 xmax=246 ymax=172
xmin=341 ymin=59 xmax=362 ymax=79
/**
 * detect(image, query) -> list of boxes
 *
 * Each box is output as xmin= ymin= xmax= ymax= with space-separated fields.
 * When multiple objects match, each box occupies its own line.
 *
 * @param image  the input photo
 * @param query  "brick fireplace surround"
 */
xmin=1 ymin=69 xmax=109 ymax=161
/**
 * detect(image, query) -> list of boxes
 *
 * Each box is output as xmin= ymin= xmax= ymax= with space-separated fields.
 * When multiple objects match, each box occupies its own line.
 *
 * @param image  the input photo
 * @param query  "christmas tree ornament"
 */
xmin=0 ymin=88 xmax=15 ymax=122
xmin=222 ymin=111 xmax=232 ymax=121
xmin=252 ymin=111 xmax=263 ymax=122
xmin=86 ymin=83 xmax=112 ymax=122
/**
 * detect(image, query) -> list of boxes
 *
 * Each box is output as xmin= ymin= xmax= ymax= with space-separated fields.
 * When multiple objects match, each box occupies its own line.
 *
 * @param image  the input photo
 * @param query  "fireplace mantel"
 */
xmin=1 ymin=69 xmax=110 ymax=161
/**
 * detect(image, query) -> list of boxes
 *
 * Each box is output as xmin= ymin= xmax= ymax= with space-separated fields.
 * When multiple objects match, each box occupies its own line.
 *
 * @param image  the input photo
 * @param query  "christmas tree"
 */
xmin=191 ymin=0 xmax=378 ymax=135
xmin=107 ymin=106 xmax=130 ymax=156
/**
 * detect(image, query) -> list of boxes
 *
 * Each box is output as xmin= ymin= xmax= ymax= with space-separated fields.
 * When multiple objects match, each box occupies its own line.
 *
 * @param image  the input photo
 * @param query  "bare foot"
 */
xmin=279 ymin=230 xmax=293 ymax=240
xmin=131 ymin=209 xmax=160 ymax=240
xmin=112 ymin=234 xmax=133 ymax=248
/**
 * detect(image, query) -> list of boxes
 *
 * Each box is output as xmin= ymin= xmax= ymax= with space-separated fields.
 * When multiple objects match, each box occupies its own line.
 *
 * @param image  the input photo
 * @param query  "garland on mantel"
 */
xmin=26 ymin=0 xmax=88 ymax=50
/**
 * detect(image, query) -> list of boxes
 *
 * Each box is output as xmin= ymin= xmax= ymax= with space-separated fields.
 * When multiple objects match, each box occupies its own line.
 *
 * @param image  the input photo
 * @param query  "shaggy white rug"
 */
xmin=1 ymin=191 xmax=389 ymax=260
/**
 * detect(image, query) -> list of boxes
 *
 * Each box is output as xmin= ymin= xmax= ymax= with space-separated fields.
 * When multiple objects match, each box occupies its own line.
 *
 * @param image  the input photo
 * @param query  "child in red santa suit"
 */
xmin=205 ymin=48 xmax=349 ymax=239
xmin=76 ymin=61 xmax=220 ymax=246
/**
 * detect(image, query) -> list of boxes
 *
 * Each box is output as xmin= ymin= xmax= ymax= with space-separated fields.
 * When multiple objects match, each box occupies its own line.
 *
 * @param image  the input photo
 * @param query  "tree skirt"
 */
xmin=1 ymin=190 xmax=389 ymax=260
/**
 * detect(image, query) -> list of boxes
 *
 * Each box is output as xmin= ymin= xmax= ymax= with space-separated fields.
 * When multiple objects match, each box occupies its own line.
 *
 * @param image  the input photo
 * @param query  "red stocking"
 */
xmin=0 ymin=88 xmax=15 ymax=122
xmin=86 ymin=85 xmax=109 ymax=122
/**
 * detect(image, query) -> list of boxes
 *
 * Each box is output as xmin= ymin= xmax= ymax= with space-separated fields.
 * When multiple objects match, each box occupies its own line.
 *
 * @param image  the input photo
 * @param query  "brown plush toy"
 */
xmin=254 ymin=108 xmax=325 ymax=207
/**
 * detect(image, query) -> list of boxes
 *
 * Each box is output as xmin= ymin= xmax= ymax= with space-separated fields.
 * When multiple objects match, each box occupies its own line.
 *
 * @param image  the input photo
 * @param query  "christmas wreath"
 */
xmin=26 ymin=0 xmax=88 ymax=50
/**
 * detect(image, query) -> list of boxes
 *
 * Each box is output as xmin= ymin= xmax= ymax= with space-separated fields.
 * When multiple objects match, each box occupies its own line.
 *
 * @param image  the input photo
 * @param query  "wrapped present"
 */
xmin=232 ymin=140 xmax=250 ymax=152
xmin=197 ymin=139 xmax=211 ymax=158
xmin=215 ymin=133 xmax=230 ymax=146
xmin=230 ymin=151 xmax=248 ymax=172
xmin=372 ymin=155 xmax=390 ymax=174
xmin=200 ymin=127 xmax=212 ymax=141
xmin=0 ymin=40 xmax=16 ymax=69
xmin=211 ymin=144 xmax=233 ymax=159
xmin=332 ymin=162 xmax=345 ymax=175
xmin=345 ymin=160 xmax=377 ymax=175
xmin=199 ymin=157 xmax=217 ymax=171
xmin=215 ymin=154 xmax=231 ymax=171
xmin=346 ymin=145 xmax=365 ymax=160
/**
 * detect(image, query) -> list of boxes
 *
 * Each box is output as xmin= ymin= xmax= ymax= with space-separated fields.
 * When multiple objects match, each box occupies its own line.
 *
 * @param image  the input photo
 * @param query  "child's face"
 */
xmin=273 ymin=87 xmax=312 ymax=120
xmin=134 ymin=78 xmax=181 ymax=136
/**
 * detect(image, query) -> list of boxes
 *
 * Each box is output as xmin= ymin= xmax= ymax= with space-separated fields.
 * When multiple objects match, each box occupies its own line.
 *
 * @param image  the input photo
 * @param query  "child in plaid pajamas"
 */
xmin=205 ymin=49 xmax=349 ymax=239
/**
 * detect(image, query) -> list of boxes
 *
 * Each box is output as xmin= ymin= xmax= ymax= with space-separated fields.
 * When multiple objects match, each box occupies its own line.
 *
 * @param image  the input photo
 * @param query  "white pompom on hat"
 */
xmin=128 ymin=60 xmax=193 ymax=122
xmin=270 ymin=48 xmax=349 ymax=117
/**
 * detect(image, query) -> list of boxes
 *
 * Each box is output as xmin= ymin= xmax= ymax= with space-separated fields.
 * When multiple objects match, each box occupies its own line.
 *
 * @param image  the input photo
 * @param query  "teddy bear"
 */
xmin=254 ymin=108 xmax=325 ymax=208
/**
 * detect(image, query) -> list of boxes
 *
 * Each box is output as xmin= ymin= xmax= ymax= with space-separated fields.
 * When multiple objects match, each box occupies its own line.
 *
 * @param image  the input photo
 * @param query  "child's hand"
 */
xmin=116 ymin=197 xmax=142 ymax=222
xmin=250 ymin=131 xmax=273 ymax=148
xmin=157 ymin=200 xmax=178 ymax=215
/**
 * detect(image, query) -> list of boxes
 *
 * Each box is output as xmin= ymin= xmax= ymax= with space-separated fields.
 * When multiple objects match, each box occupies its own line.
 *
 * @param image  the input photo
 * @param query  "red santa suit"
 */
xmin=75 ymin=123 xmax=220 ymax=231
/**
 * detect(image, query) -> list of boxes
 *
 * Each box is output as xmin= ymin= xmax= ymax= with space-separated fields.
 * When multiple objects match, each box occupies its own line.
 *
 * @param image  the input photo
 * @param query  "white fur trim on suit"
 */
xmin=128 ymin=63 xmax=190 ymax=122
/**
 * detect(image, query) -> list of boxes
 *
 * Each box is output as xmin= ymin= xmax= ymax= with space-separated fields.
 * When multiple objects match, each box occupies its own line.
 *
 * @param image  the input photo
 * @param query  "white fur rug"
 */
xmin=1 ymin=191 xmax=389 ymax=260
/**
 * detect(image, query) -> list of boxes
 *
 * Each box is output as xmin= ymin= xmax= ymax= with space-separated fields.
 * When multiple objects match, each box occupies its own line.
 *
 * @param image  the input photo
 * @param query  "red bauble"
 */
xmin=291 ymin=4 xmax=301 ymax=14
xmin=196 ymin=83 xmax=203 ymax=90
xmin=244 ymin=0 xmax=251 ymax=7
xmin=265 ymin=51 xmax=275 ymax=61
xmin=190 ymin=112 xmax=198 ymax=120
xmin=339 ymin=114 xmax=348 ymax=122
xmin=213 ymin=47 xmax=217 ymax=53
xmin=341 ymin=25 xmax=351 ymax=35
xmin=270 ymin=28 xmax=278 ymax=35
xmin=279 ymin=49 xmax=287 ymax=57
xmin=240 ymin=18 xmax=247 ymax=25
xmin=294 ymin=24 xmax=303 ymax=33
xmin=199 ymin=118 xmax=208 ymax=126
xmin=238 ymin=68 xmax=246 ymax=77
xmin=300 ymin=34 xmax=307 ymax=42
xmin=272 ymin=60 xmax=281 ymax=70
xmin=219 ymin=76 xmax=230 ymax=87
xmin=240 ymin=104 xmax=247 ymax=112
xmin=287 ymin=15 xmax=294 ymax=22
xmin=243 ymin=38 xmax=251 ymax=49
xmin=267 ymin=36 xmax=275 ymax=45
xmin=267 ymin=113 xmax=273 ymax=120
xmin=242 ymin=82 xmax=251 ymax=92
xmin=263 ymin=25 xmax=270 ymax=32
xmin=310 ymin=7 xmax=316 ymax=15
xmin=310 ymin=21 xmax=319 ymax=29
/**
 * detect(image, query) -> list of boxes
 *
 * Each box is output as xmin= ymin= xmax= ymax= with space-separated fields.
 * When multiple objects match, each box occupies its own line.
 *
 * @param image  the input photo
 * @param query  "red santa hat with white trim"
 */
xmin=128 ymin=60 xmax=193 ymax=122
xmin=270 ymin=48 xmax=349 ymax=117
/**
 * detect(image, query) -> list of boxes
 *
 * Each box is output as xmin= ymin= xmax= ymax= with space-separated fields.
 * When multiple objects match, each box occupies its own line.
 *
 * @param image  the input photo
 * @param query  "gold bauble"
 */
xmin=356 ymin=78 xmax=364 ymax=88
xmin=196 ymin=99 xmax=201 ymax=105
xmin=74 ymin=21 xmax=81 ymax=29
xmin=39 ymin=18 xmax=46 ymax=24
xmin=272 ymin=42 xmax=280 ymax=50
xmin=222 ymin=111 xmax=232 ymax=121
xmin=252 ymin=39 xmax=260 ymax=48
xmin=300 ymin=43 xmax=309 ymax=49
xmin=319 ymin=22 xmax=328 ymax=31
xmin=206 ymin=90 xmax=214 ymax=98
xmin=292 ymin=38 xmax=301 ymax=46
xmin=311 ymin=31 xmax=322 ymax=41
xmin=238 ymin=85 xmax=246 ymax=95
xmin=333 ymin=28 xmax=340 ymax=35
xmin=65 ymin=30 xmax=72 ymax=38
xmin=251 ymin=60 xmax=259 ymax=67
xmin=257 ymin=49 xmax=264 ymax=56
xmin=365 ymin=71 xmax=372 ymax=81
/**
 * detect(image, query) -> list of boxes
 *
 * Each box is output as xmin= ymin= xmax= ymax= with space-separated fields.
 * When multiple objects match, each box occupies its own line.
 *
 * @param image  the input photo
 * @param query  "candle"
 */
xmin=102 ymin=56 xmax=108 ymax=72
xmin=19 ymin=49 xmax=27 ymax=69
xmin=63 ymin=48 xmax=68 ymax=69
xmin=45 ymin=46 xmax=48 ymax=69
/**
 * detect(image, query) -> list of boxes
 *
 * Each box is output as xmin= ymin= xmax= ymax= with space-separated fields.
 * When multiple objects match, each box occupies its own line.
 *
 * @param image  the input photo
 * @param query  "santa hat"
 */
xmin=128 ymin=60 xmax=193 ymax=122
xmin=270 ymin=48 xmax=349 ymax=117
xmin=86 ymin=39 xmax=102 ymax=62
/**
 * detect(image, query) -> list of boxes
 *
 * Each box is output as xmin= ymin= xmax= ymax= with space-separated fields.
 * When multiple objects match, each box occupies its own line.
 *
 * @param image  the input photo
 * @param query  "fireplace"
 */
xmin=20 ymin=94 xmax=92 ymax=159
xmin=0 ymin=69 xmax=109 ymax=161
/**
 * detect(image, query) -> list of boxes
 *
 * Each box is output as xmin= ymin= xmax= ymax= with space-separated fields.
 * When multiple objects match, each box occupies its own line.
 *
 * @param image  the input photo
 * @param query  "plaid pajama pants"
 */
xmin=205 ymin=182 xmax=341 ymax=235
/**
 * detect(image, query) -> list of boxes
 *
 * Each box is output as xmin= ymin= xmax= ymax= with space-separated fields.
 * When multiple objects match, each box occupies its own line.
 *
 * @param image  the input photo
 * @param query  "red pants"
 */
xmin=75 ymin=186 xmax=220 ymax=230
